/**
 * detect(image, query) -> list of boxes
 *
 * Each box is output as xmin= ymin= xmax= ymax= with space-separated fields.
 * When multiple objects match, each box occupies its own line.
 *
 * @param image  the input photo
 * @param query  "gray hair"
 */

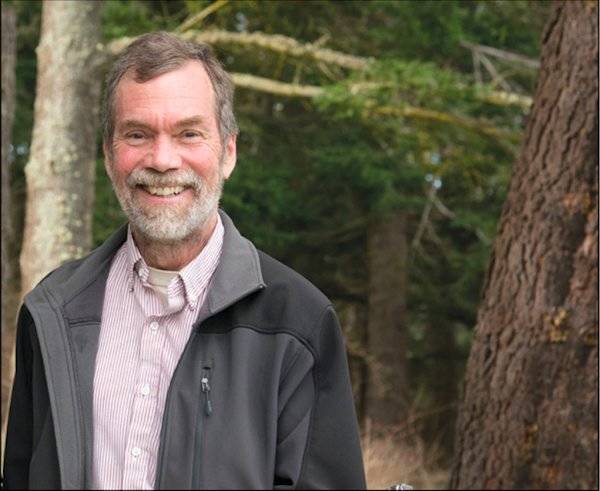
xmin=102 ymin=31 xmax=238 ymax=147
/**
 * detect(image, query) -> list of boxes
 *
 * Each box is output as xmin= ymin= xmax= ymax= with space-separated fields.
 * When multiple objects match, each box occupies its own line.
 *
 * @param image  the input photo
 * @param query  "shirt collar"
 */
xmin=124 ymin=215 xmax=225 ymax=309
xmin=178 ymin=216 xmax=224 ymax=308
xmin=125 ymin=228 xmax=143 ymax=293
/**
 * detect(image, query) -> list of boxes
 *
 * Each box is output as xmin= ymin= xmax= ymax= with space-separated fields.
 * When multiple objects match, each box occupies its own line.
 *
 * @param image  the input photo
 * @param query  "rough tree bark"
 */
xmin=366 ymin=213 xmax=409 ymax=427
xmin=19 ymin=0 xmax=102 ymax=297
xmin=451 ymin=2 xmax=598 ymax=489
xmin=1 ymin=2 xmax=18 ymax=463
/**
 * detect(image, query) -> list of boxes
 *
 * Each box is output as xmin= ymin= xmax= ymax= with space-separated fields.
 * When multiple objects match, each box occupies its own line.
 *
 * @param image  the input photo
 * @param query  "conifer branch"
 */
xmin=180 ymin=29 xmax=372 ymax=70
xmin=105 ymin=30 xmax=372 ymax=71
xmin=231 ymin=73 xmax=520 ymax=143
xmin=104 ymin=31 xmax=532 ymax=110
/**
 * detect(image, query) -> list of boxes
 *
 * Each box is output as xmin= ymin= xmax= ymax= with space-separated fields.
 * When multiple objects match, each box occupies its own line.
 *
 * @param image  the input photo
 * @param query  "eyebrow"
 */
xmin=117 ymin=119 xmax=154 ymax=133
xmin=117 ymin=116 xmax=209 ymax=133
xmin=173 ymin=116 xmax=208 ymax=129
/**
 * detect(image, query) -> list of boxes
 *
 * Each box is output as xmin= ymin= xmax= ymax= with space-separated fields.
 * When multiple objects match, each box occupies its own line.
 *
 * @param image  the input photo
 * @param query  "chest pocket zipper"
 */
xmin=201 ymin=368 xmax=213 ymax=416
xmin=192 ymin=364 xmax=213 ymax=488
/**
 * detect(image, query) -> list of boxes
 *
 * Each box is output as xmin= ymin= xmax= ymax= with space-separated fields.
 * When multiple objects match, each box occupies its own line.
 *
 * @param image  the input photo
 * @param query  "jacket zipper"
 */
xmin=192 ymin=364 xmax=213 ymax=488
xmin=201 ymin=368 xmax=213 ymax=416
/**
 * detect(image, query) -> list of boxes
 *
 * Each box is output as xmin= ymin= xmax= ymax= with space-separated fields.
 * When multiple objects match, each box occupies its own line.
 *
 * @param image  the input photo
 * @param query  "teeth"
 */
xmin=145 ymin=186 xmax=184 ymax=196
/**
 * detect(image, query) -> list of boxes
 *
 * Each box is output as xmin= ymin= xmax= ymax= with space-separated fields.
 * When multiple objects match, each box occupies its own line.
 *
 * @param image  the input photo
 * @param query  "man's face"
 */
xmin=105 ymin=61 xmax=236 ymax=243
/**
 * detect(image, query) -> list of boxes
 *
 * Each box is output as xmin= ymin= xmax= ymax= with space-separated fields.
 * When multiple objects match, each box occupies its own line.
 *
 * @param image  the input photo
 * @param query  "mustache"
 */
xmin=126 ymin=168 xmax=202 ymax=190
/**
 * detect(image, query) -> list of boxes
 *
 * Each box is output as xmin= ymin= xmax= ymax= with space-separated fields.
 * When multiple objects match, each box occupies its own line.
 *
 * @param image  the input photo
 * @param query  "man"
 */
xmin=3 ymin=32 xmax=366 ymax=489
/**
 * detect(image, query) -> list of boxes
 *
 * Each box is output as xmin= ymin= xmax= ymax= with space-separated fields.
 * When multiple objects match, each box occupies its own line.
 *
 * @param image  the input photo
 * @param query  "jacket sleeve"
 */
xmin=2 ymin=306 xmax=35 ymax=490
xmin=274 ymin=305 xmax=366 ymax=490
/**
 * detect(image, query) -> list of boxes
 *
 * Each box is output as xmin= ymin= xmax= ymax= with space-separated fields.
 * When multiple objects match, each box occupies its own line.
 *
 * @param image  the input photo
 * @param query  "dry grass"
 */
xmin=362 ymin=419 xmax=450 ymax=490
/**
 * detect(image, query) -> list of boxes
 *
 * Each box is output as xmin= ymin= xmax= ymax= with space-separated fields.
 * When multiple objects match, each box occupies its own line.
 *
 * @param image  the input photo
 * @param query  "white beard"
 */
xmin=110 ymin=163 xmax=224 ymax=244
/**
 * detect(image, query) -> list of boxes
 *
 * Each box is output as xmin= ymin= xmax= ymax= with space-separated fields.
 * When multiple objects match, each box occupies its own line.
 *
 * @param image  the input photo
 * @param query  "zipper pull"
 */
xmin=201 ymin=371 xmax=212 ymax=416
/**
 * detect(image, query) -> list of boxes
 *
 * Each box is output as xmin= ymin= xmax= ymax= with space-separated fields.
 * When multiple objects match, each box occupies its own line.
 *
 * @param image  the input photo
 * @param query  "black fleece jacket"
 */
xmin=2 ymin=211 xmax=366 ymax=489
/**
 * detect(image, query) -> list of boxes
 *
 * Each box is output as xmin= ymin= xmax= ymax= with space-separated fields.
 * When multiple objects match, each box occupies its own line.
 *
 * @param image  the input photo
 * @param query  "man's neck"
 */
xmin=132 ymin=213 xmax=218 ymax=271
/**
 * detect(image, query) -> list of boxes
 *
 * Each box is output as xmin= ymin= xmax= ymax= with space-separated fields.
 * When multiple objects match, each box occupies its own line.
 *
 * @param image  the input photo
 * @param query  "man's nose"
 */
xmin=148 ymin=135 xmax=182 ymax=172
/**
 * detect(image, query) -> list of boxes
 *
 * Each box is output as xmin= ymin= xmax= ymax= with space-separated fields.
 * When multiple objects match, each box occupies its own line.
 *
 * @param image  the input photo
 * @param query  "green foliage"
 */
xmin=102 ymin=1 xmax=157 ymax=39
xmin=317 ymin=59 xmax=479 ymax=117
xmin=102 ymin=0 xmax=189 ymax=39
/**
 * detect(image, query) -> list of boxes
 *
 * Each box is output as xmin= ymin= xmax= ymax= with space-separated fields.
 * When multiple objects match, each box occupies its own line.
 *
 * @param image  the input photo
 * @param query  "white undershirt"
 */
xmin=146 ymin=266 xmax=179 ymax=306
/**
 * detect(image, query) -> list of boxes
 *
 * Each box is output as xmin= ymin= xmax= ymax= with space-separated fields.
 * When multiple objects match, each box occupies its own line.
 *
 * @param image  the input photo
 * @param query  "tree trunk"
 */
xmin=19 ymin=0 xmax=102 ymax=297
xmin=366 ymin=213 xmax=409 ymax=428
xmin=451 ymin=2 xmax=598 ymax=489
xmin=337 ymin=300 xmax=369 ymax=424
xmin=422 ymin=317 xmax=459 ymax=462
xmin=1 ymin=2 xmax=18 ymax=464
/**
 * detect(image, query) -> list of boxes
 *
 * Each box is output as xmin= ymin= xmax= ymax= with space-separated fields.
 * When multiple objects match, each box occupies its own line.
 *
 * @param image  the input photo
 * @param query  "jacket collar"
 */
xmin=33 ymin=209 xmax=265 ymax=316
xmin=205 ymin=210 xmax=266 ymax=315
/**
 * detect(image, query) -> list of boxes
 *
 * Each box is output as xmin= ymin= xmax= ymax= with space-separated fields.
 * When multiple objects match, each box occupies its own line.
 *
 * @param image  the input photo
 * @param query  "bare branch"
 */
xmin=432 ymin=196 xmax=456 ymax=220
xmin=431 ymin=196 xmax=491 ymax=245
xmin=412 ymin=184 xmax=438 ymax=250
xmin=316 ymin=61 xmax=340 ymax=81
xmin=175 ymin=0 xmax=229 ymax=33
xmin=460 ymin=40 xmax=540 ymax=69
xmin=312 ymin=32 xmax=331 ymax=48
xmin=424 ymin=220 xmax=445 ymax=248
xmin=231 ymin=72 xmax=322 ymax=98
xmin=478 ymin=52 xmax=514 ymax=92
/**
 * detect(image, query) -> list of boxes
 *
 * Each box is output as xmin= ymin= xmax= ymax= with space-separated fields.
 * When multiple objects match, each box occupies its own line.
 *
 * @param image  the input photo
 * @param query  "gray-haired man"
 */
xmin=3 ymin=31 xmax=366 ymax=489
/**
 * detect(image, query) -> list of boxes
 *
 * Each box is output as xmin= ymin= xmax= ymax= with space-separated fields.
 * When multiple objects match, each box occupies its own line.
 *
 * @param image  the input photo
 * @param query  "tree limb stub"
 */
xmin=484 ymin=90 xmax=532 ymax=109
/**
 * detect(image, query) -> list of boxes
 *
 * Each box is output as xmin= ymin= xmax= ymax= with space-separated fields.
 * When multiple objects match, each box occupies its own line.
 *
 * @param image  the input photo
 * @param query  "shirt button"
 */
xmin=131 ymin=446 xmax=141 ymax=458
xmin=140 ymin=384 xmax=150 ymax=396
xmin=150 ymin=321 xmax=159 ymax=332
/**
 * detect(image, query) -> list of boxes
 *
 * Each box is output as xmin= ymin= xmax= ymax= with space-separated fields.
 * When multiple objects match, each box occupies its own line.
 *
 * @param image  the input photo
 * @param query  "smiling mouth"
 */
xmin=139 ymin=185 xmax=186 ymax=197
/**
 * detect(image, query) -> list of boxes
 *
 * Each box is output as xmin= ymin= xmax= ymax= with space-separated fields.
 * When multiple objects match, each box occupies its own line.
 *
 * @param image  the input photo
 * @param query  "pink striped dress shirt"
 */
xmin=92 ymin=217 xmax=224 ymax=490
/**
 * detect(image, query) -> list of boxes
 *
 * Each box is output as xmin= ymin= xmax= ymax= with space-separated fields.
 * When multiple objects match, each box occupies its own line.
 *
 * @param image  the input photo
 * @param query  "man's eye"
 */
xmin=180 ymin=131 xmax=201 ymax=139
xmin=126 ymin=132 xmax=146 ymax=142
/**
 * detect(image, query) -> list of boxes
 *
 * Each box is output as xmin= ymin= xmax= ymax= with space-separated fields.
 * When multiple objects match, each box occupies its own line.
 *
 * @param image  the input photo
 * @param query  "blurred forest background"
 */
xmin=1 ymin=1 xmax=597 ymax=489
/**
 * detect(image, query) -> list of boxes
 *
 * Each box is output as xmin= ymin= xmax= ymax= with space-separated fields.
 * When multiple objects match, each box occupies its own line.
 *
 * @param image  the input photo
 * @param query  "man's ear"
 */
xmin=103 ymin=141 xmax=114 ymax=179
xmin=222 ymin=133 xmax=237 ymax=180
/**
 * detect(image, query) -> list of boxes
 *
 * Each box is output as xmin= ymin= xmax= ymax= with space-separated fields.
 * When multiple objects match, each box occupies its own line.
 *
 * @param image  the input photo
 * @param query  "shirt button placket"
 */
xmin=150 ymin=321 xmax=159 ymax=333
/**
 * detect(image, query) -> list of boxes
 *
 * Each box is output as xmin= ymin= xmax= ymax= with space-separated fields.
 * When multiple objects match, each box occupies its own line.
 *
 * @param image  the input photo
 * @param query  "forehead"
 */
xmin=113 ymin=61 xmax=216 ymax=123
